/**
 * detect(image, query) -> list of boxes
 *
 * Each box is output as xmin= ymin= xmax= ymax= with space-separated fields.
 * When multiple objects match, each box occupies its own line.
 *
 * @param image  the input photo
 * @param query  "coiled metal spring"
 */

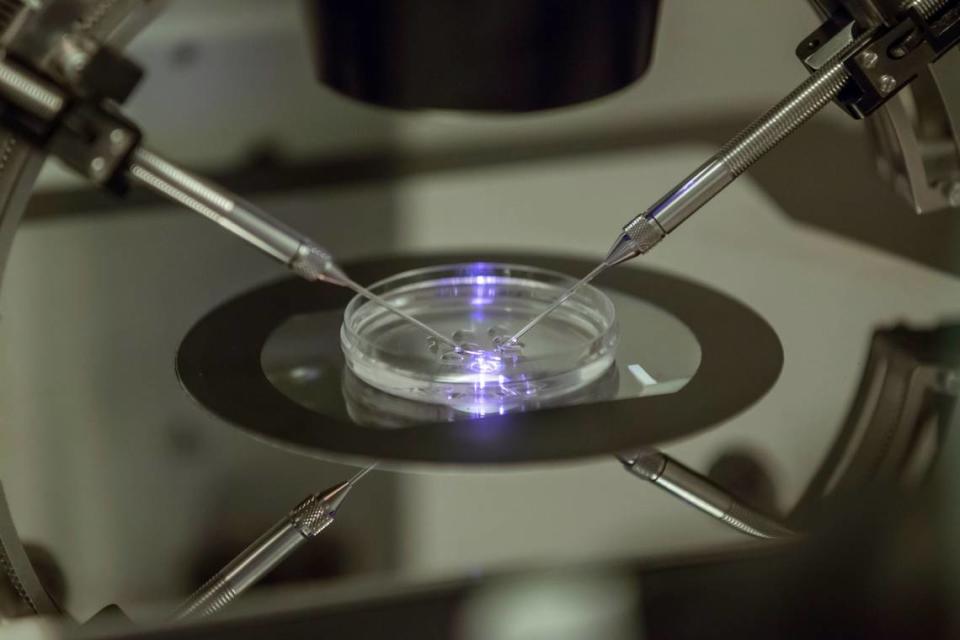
xmin=910 ymin=0 xmax=950 ymax=18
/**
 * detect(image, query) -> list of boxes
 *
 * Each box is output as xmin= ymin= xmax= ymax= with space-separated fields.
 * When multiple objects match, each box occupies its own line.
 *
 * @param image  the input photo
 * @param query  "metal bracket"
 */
xmin=799 ymin=1 xmax=960 ymax=212
xmin=799 ymin=1 xmax=960 ymax=118
xmin=868 ymin=47 xmax=960 ymax=212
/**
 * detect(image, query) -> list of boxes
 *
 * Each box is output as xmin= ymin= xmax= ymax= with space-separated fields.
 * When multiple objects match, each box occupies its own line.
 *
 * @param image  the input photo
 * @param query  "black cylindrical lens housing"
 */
xmin=304 ymin=0 xmax=661 ymax=112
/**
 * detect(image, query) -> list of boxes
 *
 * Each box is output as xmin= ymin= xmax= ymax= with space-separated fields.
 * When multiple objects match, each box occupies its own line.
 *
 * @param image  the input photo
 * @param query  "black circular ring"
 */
xmin=176 ymin=253 xmax=783 ymax=465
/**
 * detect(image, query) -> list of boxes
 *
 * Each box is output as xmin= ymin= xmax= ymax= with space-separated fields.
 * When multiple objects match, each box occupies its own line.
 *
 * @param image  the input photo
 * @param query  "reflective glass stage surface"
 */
xmin=264 ymin=279 xmax=702 ymax=428
xmin=176 ymin=255 xmax=781 ymax=463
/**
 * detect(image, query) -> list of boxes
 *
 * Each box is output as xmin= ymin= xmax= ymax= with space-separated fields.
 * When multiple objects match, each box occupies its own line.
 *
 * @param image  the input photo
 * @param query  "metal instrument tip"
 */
xmin=320 ymin=462 xmax=378 ymax=514
xmin=604 ymin=233 xmax=641 ymax=268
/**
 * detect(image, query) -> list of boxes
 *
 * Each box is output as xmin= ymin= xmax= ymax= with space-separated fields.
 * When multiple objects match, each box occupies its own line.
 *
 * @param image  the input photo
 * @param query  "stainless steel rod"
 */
xmin=171 ymin=520 xmax=308 ymax=621
xmin=172 ymin=464 xmax=376 ymax=621
xmin=619 ymin=451 xmax=796 ymax=540
xmin=605 ymin=29 xmax=875 ymax=267
xmin=129 ymin=148 xmax=311 ymax=270
xmin=129 ymin=149 xmax=457 ymax=347
xmin=518 ymin=29 xmax=875 ymax=341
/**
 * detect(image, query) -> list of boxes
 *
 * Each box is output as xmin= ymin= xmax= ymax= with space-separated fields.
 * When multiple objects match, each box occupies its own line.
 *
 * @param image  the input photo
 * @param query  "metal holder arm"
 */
xmin=801 ymin=0 xmax=960 ymax=213
xmin=0 ymin=0 xmax=164 ymax=622
xmin=619 ymin=451 xmax=797 ymax=540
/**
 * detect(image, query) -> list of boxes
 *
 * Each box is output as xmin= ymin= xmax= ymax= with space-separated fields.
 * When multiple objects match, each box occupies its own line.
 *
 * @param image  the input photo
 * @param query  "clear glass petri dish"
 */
xmin=340 ymin=263 xmax=619 ymax=415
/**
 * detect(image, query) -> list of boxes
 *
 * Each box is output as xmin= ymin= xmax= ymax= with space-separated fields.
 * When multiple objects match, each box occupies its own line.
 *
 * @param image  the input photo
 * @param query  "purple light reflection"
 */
xmin=442 ymin=264 xmax=535 ymax=416
xmin=468 ymin=265 xmax=499 ymax=308
xmin=454 ymin=358 xmax=534 ymax=417
xmin=467 ymin=354 xmax=502 ymax=374
xmin=470 ymin=284 xmax=498 ymax=307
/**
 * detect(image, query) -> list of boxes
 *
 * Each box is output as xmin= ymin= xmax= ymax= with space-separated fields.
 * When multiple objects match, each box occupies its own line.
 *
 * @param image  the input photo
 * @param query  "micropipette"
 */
xmin=504 ymin=29 xmax=872 ymax=343
xmin=129 ymin=149 xmax=458 ymax=348
xmin=505 ymin=262 xmax=609 ymax=344
xmin=617 ymin=452 xmax=794 ymax=539
xmin=172 ymin=462 xmax=378 ymax=621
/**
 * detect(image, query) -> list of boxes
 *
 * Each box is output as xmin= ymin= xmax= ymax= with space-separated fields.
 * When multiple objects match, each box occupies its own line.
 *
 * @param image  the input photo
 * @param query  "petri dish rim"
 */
xmin=339 ymin=262 xmax=619 ymax=408
xmin=340 ymin=262 xmax=617 ymax=365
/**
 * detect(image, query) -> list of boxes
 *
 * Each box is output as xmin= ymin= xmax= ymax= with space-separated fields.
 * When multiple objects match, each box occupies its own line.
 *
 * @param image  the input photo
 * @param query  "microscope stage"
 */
xmin=176 ymin=253 xmax=782 ymax=466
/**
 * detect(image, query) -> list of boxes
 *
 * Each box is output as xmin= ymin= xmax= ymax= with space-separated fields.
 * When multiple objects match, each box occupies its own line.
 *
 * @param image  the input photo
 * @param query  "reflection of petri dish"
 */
xmin=340 ymin=263 xmax=619 ymax=414
xmin=342 ymin=365 xmax=621 ymax=428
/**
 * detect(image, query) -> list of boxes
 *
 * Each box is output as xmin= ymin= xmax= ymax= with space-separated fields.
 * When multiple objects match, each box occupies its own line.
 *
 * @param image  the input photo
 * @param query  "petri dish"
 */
xmin=340 ymin=263 xmax=619 ymax=414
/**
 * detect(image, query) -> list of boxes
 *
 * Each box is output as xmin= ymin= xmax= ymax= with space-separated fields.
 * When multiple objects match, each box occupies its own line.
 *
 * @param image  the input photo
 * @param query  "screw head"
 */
xmin=946 ymin=182 xmax=960 ymax=208
xmin=857 ymin=50 xmax=879 ymax=69
xmin=935 ymin=369 xmax=959 ymax=395
xmin=89 ymin=156 xmax=106 ymax=176
xmin=109 ymin=129 xmax=128 ymax=146
xmin=878 ymin=74 xmax=897 ymax=94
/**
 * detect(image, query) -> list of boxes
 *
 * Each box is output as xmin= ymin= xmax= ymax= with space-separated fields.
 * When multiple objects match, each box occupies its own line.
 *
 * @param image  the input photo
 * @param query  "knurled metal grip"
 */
xmin=721 ymin=501 xmax=796 ymax=540
xmin=288 ymin=494 xmax=334 ymax=538
xmin=623 ymin=216 xmax=666 ymax=253
xmin=172 ymin=573 xmax=238 ymax=620
xmin=911 ymin=0 xmax=949 ymax=18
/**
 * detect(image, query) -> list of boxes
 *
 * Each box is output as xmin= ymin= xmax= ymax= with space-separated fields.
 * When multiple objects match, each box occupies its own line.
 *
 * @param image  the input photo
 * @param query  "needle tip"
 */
xmin=604 ymin=234 xmax=640 ymax=267
xmin=347 ymin=462 xmax=378 ymax=486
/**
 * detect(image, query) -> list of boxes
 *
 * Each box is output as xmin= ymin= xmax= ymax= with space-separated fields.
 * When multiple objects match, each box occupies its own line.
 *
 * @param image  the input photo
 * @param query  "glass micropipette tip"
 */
xmin=340 ymin=277 xmax=459 ymax=348
xmin=346 ymin=461 xmax=378 ymax=486
xmin=504 ymin=261 xmax=610 ymax=345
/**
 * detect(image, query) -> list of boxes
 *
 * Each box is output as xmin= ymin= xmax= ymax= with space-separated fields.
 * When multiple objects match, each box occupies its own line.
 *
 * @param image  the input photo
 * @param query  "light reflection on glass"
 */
xmin=340 ymin=262 xmax=620 ymax=419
